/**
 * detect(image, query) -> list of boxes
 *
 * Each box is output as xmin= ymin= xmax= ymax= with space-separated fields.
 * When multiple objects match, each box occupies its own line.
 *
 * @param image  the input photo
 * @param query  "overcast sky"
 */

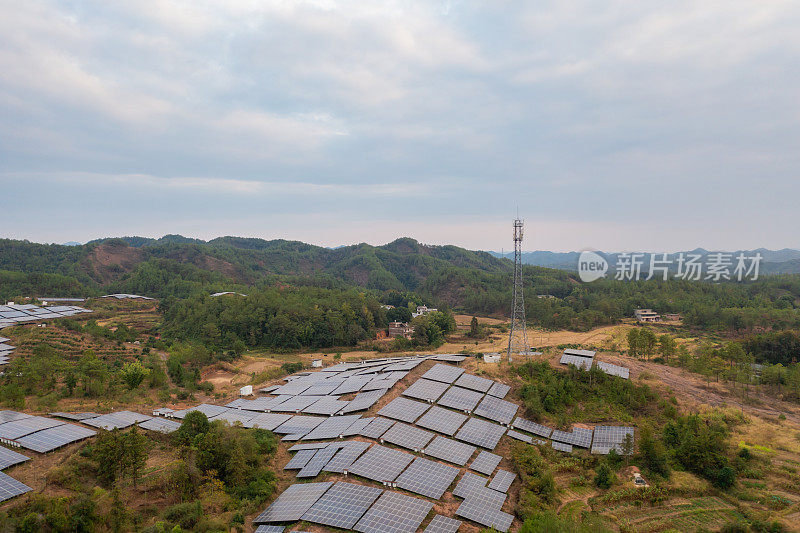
xmin=1 ymin=1 xmax=799 ymax=252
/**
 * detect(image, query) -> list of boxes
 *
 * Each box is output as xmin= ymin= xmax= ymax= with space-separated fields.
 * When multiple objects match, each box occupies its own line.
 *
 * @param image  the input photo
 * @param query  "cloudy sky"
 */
xmin=1 ymin=1 xmax=799 ymax=252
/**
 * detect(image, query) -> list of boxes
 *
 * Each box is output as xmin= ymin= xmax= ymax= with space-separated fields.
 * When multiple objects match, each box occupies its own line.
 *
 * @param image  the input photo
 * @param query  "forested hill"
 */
xmin=0 ymin=235 xmax=510 ymax=295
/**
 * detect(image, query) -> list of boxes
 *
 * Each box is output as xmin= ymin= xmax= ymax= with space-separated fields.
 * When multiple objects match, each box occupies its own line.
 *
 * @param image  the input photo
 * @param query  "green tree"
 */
xmin=120 ymin=361 xmax=150 ymax=389
xmin=594 ymin=462 xmax=615 ymax=489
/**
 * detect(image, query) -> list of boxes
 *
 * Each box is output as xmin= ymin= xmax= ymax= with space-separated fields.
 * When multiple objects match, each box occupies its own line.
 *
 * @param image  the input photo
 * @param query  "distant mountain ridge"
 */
xmin=487 ymin=248 xmax=800 ymax=274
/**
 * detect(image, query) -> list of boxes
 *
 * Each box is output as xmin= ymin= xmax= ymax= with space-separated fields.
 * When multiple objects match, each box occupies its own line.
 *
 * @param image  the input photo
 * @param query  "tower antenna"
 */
xmin=507 ymin=218 xmax=530 ymax=361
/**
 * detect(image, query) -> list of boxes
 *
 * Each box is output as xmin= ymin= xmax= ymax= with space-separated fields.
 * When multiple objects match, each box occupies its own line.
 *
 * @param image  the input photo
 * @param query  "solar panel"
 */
xmin=564 ymin=348 xmax=596 ymax=357
xmin=455 ymin=498 xmax=513 ymax=532
xmin=300 ymin=381 xmax=345 ymax=396
xmin=172 ymin=404 xmax=229 ymax=419
xmin=323 ymin=441 xmax=371 ymax=473
xmin=591 ymin=426 xmax=635 ymax=455
xmin=380 ymin=422 xmax=435 ymax=452
xmin=472 ymin=395 xmax=518 ymax=425
xmin=424 ymin=515 xmax=462 ymax=533
xmin=297 ymin=443 xmax=342 ymax=478
xmin=507 ymin=429 xmax=532 ymax=443
xmin=422 ymin=363 xmax=465 ymax=383
xmin=340 ymin=389 xmax=388 ymax=414
xmin=354 ymin=490 xmax=434 ymax=533
xmin=455 ymin=417 xmax=506 ymax=449
xmin=415 ymin=405 xmax=467 ymax=436
xmin=253 ymin=482 xmax=333 ymax=523
xmin=595 ymin=361 xmax=630 ymax=379
xmin=437 ymin=387 xmax=484 ymax=412
xmin=511 ymin=417 xmax=552 ymax=438
xmin=469 ymin=451 xmax=502 ymax=475
xmin=377 ymin=397 xmax=430 ymax=423
xmin=273 ymin=416 xmax=324 ymax=436
xmin=0 ymin=416 xmax=65 ymax=439
xmin=0 ymin=471 xmax=32 ymax=503
xmin=348 ymin=444 xmax=414 ymax=483
xmin=14 ymin=422 xmax=97 ymax=453
xmin=49 ymin=412 xmax=101 ymax=421
xmin=559 ymin=353 xmax=593 ymax=369
xmin=255 ymin=527 xmax=285 ymax=533
xmin=572 ymin=427 xmax=593 ymax=448
xmin=395 ymin=456 xmax=459 ymax=499
xmin=423 ymin=435 xmax=476 ymax=466
xmin=271 ymin=395 xmax=327 ymax=413
xmin=383 ymin=359 xmax=422 ymax=372
xmin=431 ymin=354 xmax=467 ymax=362
xmin=487 ymin=381 xmax=510 ymax=399
xmin=288 ymin=442 xmax=331 ymax=452
xmin=0 ymin=411 xmax=32 ymax=425
xmin=550 ymin=429 xmax=573 ymax=444
xmin=138 ymin=417 xmax=181 ymax=434
xmin=402 ymin=378 xmax=450 ymax=402
xmin=0 ymin=446 xmax=29 ymax=469
xmin=360 ymin=417 xmax=395 ymax=439
xmin=331 ymin=375 xmax=371 ymax=395
xmin=285 ymin=449 xmax=318 ymax=470
xmin=552 ymin=441 xmax=573 ymax=453
xmin=302 ymin=415 xmax=362 ymax=440
xmin=488 ymin=470 xmax=516 ymax=492
xmin=453 ymin=373 xmax=493 ymax=393
xmin=209 ymin=410 xmax=255 ymax=425
xmin=243 ymin=413 xmax=293 ymax=430
xmin=302 ymin=481 xmax=383 ymax=529
xmin=301 ymin=396 xmax=349 ymax=416
xmin=452 ymin=472 xmax=502 ymax=502
xmin=341 ymin=417 xmax=373 ymax=437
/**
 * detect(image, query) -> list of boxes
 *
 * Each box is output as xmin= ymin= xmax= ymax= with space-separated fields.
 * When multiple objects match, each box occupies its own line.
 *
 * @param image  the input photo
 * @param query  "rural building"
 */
xmin=483 ymin=353 xmax=501 ymax=363
xmin=239 ymin=385 xmax=253 ymax=396
xmin=412 ymin=305 xmax=438 ymax=318
xmin=634 ymin=309 xmax=661 ymax=323
xmin=388 ymin=321 xmax=414 ymax=339
xmin=663 ymin=313 xmax=681 ymax=321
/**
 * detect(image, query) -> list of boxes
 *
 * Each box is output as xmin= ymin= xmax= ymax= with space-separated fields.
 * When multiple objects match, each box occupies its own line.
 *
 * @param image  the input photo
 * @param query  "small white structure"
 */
xmin=483 ymin=352 xmax=502 ymax=363
xmin=311 ymin=359 xmax=323 ymax=368
xmin=153 ymin=407 xmax=175 ymax=417
xmin=412 ymin=305 xmax=438 ymax=318
xmin=239 ymin=385 xmax=253 ymax=396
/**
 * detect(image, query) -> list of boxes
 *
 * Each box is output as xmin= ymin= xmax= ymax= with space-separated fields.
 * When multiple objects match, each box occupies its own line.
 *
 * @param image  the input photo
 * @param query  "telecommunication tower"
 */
xmin=507 ymin=218 xmax=530 ymax=360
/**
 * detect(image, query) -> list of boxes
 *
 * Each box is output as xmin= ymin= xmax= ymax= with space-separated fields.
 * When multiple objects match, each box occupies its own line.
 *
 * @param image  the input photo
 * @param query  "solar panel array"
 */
xmin=254 ymin=526 xmax=285 ymax=533
xmin=0 ymin=446 xmax=29 ymax=469
xmin=302 ymin=481 xmax=383 ymax=529
xmin=455 ymin=497 xmax=513 ymax=532
xmin=437 ymin=386 xmax=484 ymax=412
xmin=469 ymin=451 xmax=502 ymax=475
xmin=511 ymin=417 xmax=553 ymax=438
xmin=0 ymin=416 xmax=65 ymax=440
xmin=422 ymin=363 xmax=465 ymax=383
xmin=82 ymin=411 xmax=152 ymax=430
xmin=323 ymin=441 xmax=371 ymax=473
xmin=424 ymin=515 xmax=463 ymax=533
xmin=473 ymin=395 xmax=518 ymax=425
xmin=0 ymin=303 xmax=92 ymax=334
xmin=297 ymin=444 xmax=341 ymax=478
xmin=455 ymin=417 xmax=506 ymax=449
xmin=591 ymin=426 xmax=635 ymax=454
xmin=340 ymin=389 xmax=389 ymax=414
xmin=507 ymin=429 xmax=532 ymax=443
xmin=488 ymin=470 xmax=516 ymax=492
xmin=360 ymin=417 xmax=395 ymax=439
xmin=381 ymin=422 xmax=435 ymax=451
xmin=416 ymin=405 xmax=468 ymax=436
xmin=254 ymin=482 xmax=333 ymax=523
xmin=244 ymin=413 xmax=293 ymax=430
xmin=559 ymin=353 xmax=593 ymax=369
xmin=15 ymin=423 xmax=96 ymax=453
xmin=552 ymin=441 xmax=573 ymax=453
xmin=402 ymin=378 xmax=450 ymax=402
xmin=595 ymin=361 xmax=630 ymax=379
xmin=302 ymin=414 xmax=362 ymax=440
xmin=423 ymin=435 xmax=476 ymax=466
xmin=284 ymin=449 xmax=317 ymax=470
xmin=487 ymin=381 xmax=511 ymax=398
xmin=377 ymin=397 xmax=430 ymax=423
xmin=348 ymin=444 xmax=415 ymax=483
xmin=0 ymin=471 xmax=32 ymax=503
xmin=454 ymin=373 xmax=494 ymax=393
xmin=354 ymin=490 xmax=434 ymax=533
xmin=273 ymin=416 xmax=324 ymax=436
xmin=395 ymin=456 xmax=459 ymax=499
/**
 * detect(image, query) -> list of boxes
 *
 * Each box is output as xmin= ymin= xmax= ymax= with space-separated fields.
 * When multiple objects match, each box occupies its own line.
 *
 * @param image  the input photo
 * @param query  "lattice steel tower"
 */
xmin=507 ymin=218 xmax=530 ymax=360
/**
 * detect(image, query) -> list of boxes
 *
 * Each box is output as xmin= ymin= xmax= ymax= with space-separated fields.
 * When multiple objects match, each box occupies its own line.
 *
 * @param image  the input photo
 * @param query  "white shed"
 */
xmin=311 ymin=359 xmax=323 ymax=368
xmin=239 ymin=385 xmax=253 ymax=396
xmin=483 ymin=353 xmax=501 ymax=363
